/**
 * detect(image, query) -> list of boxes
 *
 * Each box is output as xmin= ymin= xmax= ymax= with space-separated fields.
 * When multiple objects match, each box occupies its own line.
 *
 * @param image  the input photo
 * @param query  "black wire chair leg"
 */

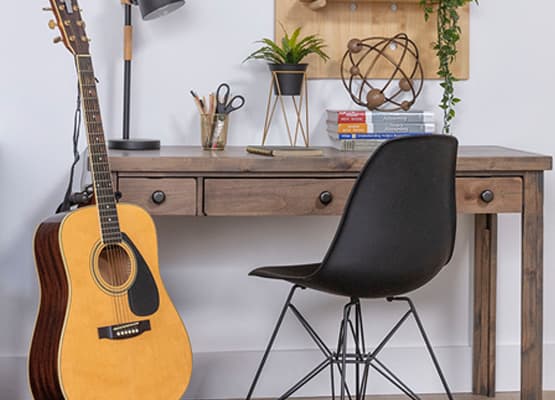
xmin=246 ymin=285 xmax=302 ymax=400
xmin=355 ymin=301 xmax=365 ymax=400
xmin=389 ymin=297 xmax=454 ymax=400
xmin=354 ymin=301 xmax=368 ymax=400
xmin=366 ymin=309 xmax=412 ymax=362
xmin=289 ymin=304 xmax=333 ymax=358
xmin=347 ymin=309 xmax=365 ymax=399
xmin=369 ymin=359 xmax=421 ymax=400
xmin=277 ymin=359 xmax=331 ymax=400
xmin=333 ymin=363 xmax=354 ymax=400
xmin=331 ymin=357 xmax=336 ymax=400
xmin=339 ymin=300 xmax=355 ymax=400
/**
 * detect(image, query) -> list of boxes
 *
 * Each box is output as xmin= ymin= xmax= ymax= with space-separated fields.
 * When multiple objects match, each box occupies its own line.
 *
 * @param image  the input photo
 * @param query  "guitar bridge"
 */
xmin=98 ymin=320 xmax=151 ymax=340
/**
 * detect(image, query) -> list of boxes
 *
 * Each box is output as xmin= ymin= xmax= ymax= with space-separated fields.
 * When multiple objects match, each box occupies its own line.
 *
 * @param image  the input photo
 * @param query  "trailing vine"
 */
xmin=419 ymin=0 xmax=478 ymax=135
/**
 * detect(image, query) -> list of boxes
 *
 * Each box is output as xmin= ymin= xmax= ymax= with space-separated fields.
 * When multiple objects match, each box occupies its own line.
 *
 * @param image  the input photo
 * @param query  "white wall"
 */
xmin=0 ymin=0 xmax=553 ymax=399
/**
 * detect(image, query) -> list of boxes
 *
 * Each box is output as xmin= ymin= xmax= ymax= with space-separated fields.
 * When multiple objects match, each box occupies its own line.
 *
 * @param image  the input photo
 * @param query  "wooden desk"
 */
xmin=109 ymin=146 xmax=552 ymax=400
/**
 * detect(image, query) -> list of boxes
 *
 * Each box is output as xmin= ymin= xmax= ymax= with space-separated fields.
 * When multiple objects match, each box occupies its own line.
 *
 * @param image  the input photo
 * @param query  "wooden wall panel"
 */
xmin=276 ymin=0 xmax=470 ymax=79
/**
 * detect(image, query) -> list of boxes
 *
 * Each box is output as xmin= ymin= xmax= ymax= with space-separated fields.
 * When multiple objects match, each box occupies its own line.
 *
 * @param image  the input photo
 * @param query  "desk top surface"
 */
xmin=109 ymin=146 xmax=552 ymax=174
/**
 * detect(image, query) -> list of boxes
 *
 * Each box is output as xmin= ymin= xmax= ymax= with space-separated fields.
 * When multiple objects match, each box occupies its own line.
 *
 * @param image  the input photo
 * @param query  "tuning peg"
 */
xmin=48 ymin=20 xmax=57 ymax=30
xmin=42 ymin=7 xmax=53 ymax=11
xmin=53 ymin=36 xmax=63 ymax=44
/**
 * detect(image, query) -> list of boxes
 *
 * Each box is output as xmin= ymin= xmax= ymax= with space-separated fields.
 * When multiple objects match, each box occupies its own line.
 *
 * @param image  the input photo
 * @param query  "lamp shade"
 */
xmin=138 ymin=0 xmax=185 ymax=21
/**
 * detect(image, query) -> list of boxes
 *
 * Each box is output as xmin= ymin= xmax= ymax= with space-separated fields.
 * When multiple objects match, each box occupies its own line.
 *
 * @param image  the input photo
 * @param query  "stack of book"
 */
xmin=327 ymin=110 xmax=436 ymax=151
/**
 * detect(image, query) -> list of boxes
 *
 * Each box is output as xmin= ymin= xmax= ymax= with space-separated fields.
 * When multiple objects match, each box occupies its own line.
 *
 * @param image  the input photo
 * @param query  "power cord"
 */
xmin=56 ymin=81 xmax=87 ymax=213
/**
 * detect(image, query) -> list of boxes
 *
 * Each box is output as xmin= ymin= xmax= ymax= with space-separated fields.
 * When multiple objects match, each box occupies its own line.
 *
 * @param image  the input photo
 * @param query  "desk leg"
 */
xmin=473 ymin=213 xmax=497 ymax=397
xmin=521 ymin=172 xmax=544 ymax=400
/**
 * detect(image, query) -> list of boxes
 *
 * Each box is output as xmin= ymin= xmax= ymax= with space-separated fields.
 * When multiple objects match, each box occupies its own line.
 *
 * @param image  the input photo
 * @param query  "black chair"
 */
xmin=245 ymin=135 xmax=459 ymax=400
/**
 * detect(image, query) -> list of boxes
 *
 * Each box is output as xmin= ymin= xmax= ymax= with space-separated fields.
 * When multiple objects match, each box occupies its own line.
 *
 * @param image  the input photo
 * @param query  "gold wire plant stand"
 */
xmin=262 ymin=69 xmax=310 ymax=147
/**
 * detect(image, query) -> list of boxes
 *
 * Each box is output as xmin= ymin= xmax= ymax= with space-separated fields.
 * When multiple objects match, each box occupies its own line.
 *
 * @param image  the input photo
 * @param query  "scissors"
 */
xmin=216 ymin=83 xmax=246 ymax=115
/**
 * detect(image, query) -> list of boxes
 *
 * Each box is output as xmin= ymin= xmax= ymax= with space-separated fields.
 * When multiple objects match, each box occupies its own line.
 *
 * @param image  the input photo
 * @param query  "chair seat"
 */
xmin=250 ymin=263 xmax=422 ymax=299
xmin=249 ymin=264 xmax=320 ymax=286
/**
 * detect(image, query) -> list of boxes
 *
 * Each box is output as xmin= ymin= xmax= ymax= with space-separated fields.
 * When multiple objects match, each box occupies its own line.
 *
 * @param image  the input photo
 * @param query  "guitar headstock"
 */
xmin=45 ymin=0 xmax=90 ymax=55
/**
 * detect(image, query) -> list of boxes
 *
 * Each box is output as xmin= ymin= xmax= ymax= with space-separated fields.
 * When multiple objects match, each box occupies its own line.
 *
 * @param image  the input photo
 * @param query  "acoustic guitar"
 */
xmin=29 ymin=1 xmax=192 ymax=398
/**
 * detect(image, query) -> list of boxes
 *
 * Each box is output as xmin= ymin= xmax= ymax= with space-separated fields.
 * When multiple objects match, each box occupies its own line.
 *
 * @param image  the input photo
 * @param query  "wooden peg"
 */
xmin=299 ymin=0 xmax=327 ymax=10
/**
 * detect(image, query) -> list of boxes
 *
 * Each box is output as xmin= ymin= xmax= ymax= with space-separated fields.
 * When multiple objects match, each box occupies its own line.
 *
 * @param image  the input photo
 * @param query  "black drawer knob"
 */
xmin=152 ymin=190 xmax=166 ymax=205
xmin=480 ymin=189 xmax=495 ymax=203
xmin=319 ymin=191 xmax=333 ymax=206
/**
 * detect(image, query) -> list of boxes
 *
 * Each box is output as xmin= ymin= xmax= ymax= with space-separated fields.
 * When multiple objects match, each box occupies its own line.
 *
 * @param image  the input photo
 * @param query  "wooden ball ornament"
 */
xmin=401 ymin=101 xmax=412 ymax=111
xmin=366 ymin=89 xmax=386 ymax=110
xmin=399 ymin=78 xmax=413 ymax=92
xmin=350 ymin=66 xmax=360 ymax=76
xmin=348 ymin=39 xmax=364 ymax=54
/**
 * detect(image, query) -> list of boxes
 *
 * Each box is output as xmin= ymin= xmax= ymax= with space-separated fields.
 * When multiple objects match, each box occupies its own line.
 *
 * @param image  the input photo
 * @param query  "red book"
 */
xmin=328 ymin=111 xmax=367 ymax=123
xmin=327 ymin=110 xmax=435 ymax=124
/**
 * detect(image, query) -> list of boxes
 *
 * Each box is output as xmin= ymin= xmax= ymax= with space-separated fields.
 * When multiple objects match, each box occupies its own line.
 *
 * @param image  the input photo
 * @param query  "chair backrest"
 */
xmin=316 ymin=135 xmax=458 ymax=299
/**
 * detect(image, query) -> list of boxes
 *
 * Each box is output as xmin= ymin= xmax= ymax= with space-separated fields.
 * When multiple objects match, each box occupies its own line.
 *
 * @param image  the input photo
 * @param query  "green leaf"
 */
xmin=289 ymin=27 xmax=301 ymax=48
xmin=244 ymin=26 xmax=329 ymax=64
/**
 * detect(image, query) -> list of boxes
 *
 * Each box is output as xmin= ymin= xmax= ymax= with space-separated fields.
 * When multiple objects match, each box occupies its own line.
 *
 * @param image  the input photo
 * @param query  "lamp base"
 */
xmin=108 ymin=139 xmax=161 ymax=151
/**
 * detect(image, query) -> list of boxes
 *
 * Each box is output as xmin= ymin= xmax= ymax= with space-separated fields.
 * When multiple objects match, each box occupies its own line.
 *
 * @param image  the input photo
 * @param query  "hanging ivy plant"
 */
xmin=419 ymin=0 xmax=478 ymax=135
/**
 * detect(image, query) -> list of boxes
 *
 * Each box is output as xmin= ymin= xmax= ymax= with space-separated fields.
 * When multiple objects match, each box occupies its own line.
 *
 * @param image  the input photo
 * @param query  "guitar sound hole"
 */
xmin=97 ymin=245 xmax=132 ymax=288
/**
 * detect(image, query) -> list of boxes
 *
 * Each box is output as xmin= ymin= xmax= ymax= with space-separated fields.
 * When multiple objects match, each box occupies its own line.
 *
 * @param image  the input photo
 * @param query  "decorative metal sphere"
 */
xmin=341 ymin=33 xmax=424 ymax=112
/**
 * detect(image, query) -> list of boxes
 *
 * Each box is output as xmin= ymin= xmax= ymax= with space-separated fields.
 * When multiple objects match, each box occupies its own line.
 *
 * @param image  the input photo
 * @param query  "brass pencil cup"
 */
xmin=201 ymin=113 xmax=229 ymax=151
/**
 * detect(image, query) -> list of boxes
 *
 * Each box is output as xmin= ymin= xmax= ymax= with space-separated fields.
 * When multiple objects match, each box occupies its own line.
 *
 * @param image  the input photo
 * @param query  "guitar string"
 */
xmin=88 ymin=80 xmax=126 ymax=325
xmin=97 ymin=156 xmax=126 ymax=324
xmin=79 ymin=56 xmax=126 ymax=324
xmin=94 ymin=116 xmax=125 ymax=324
xmin=99 ymin=167 xmax=126 ymax=324
xmin=79 ymin=60 xmax=122 ymax=324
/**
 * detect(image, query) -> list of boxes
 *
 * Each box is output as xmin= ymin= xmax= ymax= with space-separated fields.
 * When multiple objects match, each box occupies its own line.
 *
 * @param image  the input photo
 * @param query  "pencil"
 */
xmin=190 ymin=90 xmax=204 ymax=114
xmin=208 ymin=93 xmax=215 ymax=116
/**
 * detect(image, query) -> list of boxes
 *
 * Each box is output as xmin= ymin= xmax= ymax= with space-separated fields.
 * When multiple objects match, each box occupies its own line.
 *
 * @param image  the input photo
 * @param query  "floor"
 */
xmin=244 ymin=393 xmax=555 ymax=400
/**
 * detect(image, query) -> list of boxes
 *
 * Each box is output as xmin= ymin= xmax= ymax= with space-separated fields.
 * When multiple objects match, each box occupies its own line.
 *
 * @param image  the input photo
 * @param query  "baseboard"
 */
xmin=184 ymin=343 xmax=555 ymax=399
xmin=6 ymin=344 xmax=555 ymax=400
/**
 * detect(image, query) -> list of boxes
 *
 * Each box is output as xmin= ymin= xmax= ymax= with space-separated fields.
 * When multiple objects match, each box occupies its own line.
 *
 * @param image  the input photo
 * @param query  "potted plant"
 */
xmin=419 ymin=0 xmax=478 ymax=134
xmin=244 ymin=26 xmax=330 ymax=96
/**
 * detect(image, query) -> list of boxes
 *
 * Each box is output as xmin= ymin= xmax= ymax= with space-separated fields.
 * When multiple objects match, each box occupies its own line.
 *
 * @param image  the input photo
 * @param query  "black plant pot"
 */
xmin=269 ymin=63 xmax=308 ymax=96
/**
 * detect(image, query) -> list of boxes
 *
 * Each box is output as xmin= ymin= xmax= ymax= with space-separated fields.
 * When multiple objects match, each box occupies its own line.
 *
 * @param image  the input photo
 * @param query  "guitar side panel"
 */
xmin=29 ymin=213 xmax=69 ymax=400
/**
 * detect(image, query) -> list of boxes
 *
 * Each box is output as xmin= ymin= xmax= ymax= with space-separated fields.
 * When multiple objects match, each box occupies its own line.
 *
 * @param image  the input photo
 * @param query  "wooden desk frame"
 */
xmin=109 ymin=146 xmax=552 ymax=400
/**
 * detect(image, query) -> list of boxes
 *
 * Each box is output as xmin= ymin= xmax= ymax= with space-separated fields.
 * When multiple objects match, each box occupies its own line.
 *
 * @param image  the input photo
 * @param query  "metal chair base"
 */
xmin=245 ymin=285 xmax=455 ymax=400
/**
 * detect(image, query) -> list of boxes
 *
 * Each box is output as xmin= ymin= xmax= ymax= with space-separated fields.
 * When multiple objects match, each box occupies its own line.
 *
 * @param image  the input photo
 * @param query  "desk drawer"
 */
xmin=119 ymin=178 xmax=197 ymax=216
xmin=204 ymin=179 xmax=355 ymax=216
xmin=456 ymin=177 xmax=522 ymax=213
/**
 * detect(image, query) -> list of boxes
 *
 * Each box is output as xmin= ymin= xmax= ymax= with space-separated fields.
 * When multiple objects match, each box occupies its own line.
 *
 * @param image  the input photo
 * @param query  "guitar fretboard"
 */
xmin=76 ymin=55 xmax=122 ymax=244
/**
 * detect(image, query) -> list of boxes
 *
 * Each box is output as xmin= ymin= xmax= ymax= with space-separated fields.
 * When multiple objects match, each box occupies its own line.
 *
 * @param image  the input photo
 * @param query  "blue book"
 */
xmin=329 ymin=132 xmax=433 ymax=140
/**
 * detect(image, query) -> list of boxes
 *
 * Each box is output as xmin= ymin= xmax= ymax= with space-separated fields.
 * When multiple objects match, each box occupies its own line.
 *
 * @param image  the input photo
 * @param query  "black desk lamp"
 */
xmin=109 ymin=0 xmax=185 ymax=151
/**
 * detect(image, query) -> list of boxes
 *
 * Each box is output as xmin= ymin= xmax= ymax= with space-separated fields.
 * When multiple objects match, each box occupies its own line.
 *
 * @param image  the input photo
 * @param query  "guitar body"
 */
xmin=30 ymin=203 xmax=192 ymax=399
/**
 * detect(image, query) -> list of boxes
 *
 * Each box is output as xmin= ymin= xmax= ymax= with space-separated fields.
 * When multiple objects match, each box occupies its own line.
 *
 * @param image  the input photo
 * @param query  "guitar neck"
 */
xmin=75 ymin=55 xmax=122 ymax=244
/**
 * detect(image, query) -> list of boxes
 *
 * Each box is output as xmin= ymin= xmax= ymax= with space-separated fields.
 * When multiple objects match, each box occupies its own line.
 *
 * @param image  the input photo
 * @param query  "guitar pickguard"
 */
xmin=123 ymin=233 xmax=160 ymax=316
